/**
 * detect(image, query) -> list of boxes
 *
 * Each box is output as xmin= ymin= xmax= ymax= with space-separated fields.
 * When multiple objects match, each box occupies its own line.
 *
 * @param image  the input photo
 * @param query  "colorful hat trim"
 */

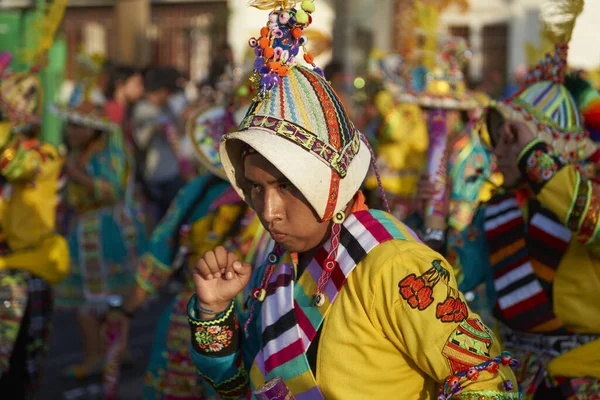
xmin=187 ymin=105 xmax=237 ymax=180
xmin=239 ymin=113 xmax=361 ymax=178
xmin=50 ymin=103 xmax=118 ymax=132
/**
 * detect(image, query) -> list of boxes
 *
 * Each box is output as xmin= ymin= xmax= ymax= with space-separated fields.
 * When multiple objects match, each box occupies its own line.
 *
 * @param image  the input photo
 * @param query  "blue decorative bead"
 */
xmin=502 ymin=380 xmax=514 ymax=391
xmin=259 ymin=66 xmax=270 ymax=75
xmin=254 ymin=57 xmax=265 ymax=69
xmin=314 ymin=67 xmax=324 ymax=76
xmin=290 ymin=46 xmax=299 ymax=56
xmin=254 ymin=47 xmax=262 ymax=57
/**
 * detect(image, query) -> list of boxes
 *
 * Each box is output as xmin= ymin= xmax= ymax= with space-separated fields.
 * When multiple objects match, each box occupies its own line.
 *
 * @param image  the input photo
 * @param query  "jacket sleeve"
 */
xmin=518 ymin=139 xmax=600 ymax=249
xmin=187 ymin=296 xmax=249 ymax=400
xmin=0 ymin=137 xmax=62 ymax=183
xmin=371 ymin=243 xmax=519 ymax=400
xmin=135 ymin=176 xmax=223 ymax=294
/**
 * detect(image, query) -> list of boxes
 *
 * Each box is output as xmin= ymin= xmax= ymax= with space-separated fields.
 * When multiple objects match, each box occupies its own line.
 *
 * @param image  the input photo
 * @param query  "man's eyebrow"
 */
xmin=243 ymin=175 xmax=291 ymax=186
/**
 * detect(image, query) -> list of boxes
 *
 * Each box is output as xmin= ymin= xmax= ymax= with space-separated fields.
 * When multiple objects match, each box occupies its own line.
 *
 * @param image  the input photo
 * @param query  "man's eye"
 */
xmin=250 ymin=183 xmax=262 ymax=193
xmin=279 ymin=183 xmax=291 ymax=192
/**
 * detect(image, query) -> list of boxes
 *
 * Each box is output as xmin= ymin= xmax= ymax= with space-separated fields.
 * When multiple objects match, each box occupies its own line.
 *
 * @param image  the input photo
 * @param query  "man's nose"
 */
xmin=261 ymin=189 xmax=284 ymax=224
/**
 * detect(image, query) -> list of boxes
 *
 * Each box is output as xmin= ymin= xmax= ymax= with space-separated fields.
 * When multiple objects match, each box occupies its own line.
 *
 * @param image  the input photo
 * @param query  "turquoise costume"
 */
xmin=56 ymin=127 xmax=147 ymax=310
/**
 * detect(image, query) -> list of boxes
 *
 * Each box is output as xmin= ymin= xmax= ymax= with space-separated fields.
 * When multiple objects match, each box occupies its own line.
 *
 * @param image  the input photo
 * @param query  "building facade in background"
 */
xmin=0 ymin=0 xmax=227 ymax=82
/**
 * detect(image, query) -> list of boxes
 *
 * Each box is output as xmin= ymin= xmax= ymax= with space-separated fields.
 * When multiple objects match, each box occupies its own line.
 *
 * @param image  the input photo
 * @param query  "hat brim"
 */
xmin=50 ymin=105 xmax=117 ymax=132
xmin=220 ymin=127 xmax=371 ymax=220
xmin=186 ymin=105 xmax=228 ymax=180
xmin=399 ymin=92 xmax=480 ymax=110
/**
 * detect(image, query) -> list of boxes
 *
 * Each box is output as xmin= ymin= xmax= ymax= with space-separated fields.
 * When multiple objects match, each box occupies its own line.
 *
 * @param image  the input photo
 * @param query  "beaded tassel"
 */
xmin=361 ymin=134 xmax=391 ymax=213
xmin=244 ymin=243 xmax=285 ymax=338
xmin=437 ymin=351 xmax=520 ymax=399
xmin=313 ymin=222 xmax=342 ymax=307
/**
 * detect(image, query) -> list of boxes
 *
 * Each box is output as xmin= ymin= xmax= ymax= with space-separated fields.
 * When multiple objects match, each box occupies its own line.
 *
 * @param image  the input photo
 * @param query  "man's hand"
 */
xmin=192 ymin=246 xmax=252 ymax=318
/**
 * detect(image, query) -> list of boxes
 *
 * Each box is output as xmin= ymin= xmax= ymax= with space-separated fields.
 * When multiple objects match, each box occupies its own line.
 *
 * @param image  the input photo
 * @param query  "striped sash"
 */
xmin=249 ymin=210 xmax=415 ymax=399
xmin=484 ymin=194 xmax=570 ymax=333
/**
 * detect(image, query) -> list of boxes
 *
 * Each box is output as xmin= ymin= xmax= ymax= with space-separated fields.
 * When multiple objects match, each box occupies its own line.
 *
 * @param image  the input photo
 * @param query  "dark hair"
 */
xmin=105 ymin=65 xmax=140 ymax=100
xmin=144 ymin=66 xmax=181 ymax=94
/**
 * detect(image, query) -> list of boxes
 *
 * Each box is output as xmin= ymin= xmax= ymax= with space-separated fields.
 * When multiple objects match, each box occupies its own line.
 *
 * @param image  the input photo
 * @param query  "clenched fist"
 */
xmin=193 ymin=246 xmax=252 ymax=318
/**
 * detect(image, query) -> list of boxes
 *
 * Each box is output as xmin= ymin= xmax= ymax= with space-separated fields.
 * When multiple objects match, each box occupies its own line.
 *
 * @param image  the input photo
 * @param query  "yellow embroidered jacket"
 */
xmin=0 ymin=132 xmax=69 ymax=284
xmin=188 ymin=211 xmax=518 ymax=400
xmin=511 ymin=139 xmax=600 ymax=378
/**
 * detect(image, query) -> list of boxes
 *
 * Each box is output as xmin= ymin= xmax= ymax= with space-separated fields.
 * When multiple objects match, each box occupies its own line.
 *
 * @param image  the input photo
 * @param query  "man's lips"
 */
xmin=269 ymin=230 xmax=287 ymax=241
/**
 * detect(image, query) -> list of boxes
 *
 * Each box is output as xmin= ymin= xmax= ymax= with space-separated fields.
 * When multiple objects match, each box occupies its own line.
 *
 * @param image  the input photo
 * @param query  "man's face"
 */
xmin=124 ymin=73 xmax=144 ymax=103
xmin=492 ymin=120 xmax=522 ymax=188
xmin=243 ymin=153 xmax=331 ymax=253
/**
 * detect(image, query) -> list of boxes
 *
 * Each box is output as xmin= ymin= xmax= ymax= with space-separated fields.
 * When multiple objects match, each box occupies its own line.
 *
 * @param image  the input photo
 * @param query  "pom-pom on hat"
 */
xmin=220 ymin=0 xmax=372 ymax=222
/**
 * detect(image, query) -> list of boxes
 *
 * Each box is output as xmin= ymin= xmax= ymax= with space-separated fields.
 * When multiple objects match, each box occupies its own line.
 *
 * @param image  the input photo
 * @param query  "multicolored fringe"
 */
xmin=0 ymin=271 xmax=29 ymax=375
xmin=78 ymin=212 xmax=108 ymax=306
xmin=507 ymin=347 xmax=600 ymax=400
xmin=0 ymin=271 xmax=52 ymax=393
xmin=484 ymin=195 xmax=569 ymax=333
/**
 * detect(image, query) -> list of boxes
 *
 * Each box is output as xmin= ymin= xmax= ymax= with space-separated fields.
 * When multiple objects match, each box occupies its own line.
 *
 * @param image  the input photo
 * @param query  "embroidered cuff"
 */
xmin=188 ymin=295 xmax=239 ymax=357
xmin=451 ymin=391 xmax=522 ymax=400
xmin=517 ymin=139 xmax=567 ymax=194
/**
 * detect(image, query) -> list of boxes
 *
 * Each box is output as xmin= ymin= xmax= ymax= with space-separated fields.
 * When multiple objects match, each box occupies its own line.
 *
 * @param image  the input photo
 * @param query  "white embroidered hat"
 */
xmin=220 ymin=65 xmax=371 ymax=221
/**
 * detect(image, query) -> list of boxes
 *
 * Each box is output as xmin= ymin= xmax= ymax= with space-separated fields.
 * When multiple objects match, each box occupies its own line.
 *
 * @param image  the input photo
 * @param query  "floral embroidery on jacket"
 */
xmin=398 ymin=259 xmax=449 ymax=311
xmin=194 ymin=325 xmax=234 ymax=353
xmin=398 ymin=259 xmax=468 ymax=322
xmin=525 ymin=149 xmax=559 ymax=183
xmin=436 ymin=285 xmax=468 ymax=323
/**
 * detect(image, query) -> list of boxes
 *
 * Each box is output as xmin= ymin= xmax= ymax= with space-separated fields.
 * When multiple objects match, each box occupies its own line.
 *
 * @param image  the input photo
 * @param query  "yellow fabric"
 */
xmin=317 ymin=239 xmax=518 ymax=399
xmin=548 ymin=339 xmax=600 ymax=379
xmin=2 ymin=141 xmax=63 ymax=251
xmin=365 ymin=101 xmax=428 ymax=195
xmin=0 ymin=234 xmax=70 ymax=285
xmin=0 ymin=121 xmax=11 ymax=149
xmin=531 ymin=164 xmax=600 ymax=378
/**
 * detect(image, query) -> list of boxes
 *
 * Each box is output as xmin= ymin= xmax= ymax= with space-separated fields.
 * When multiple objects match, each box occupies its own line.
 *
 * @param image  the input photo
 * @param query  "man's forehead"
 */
xmin=243 ymin=153 xmax=286 ymax=181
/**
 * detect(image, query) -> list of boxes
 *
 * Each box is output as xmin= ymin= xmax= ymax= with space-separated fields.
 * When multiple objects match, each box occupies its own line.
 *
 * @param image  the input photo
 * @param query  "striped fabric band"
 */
xmin=484 ymin=195 xmax=568 ymax=334
xmin=239 ymin=114 xmax=361 ymax=178
xmin=248 ymin=210 xmax=411 ymax=399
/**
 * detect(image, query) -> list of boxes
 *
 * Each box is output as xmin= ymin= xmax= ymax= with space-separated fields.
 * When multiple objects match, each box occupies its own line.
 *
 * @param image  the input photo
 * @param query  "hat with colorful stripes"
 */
xmin=219 ymin=0 xmax=371 ymax=221
xmin=489 ymin=44 xmax=597 ymax=161
xmin=487 ymin=0 xmax=598 ymax=162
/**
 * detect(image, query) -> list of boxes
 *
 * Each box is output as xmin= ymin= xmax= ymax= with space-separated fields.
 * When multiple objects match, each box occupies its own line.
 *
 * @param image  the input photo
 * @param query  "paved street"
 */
xmin=38 ymin=286 xmax=179 ymax=400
